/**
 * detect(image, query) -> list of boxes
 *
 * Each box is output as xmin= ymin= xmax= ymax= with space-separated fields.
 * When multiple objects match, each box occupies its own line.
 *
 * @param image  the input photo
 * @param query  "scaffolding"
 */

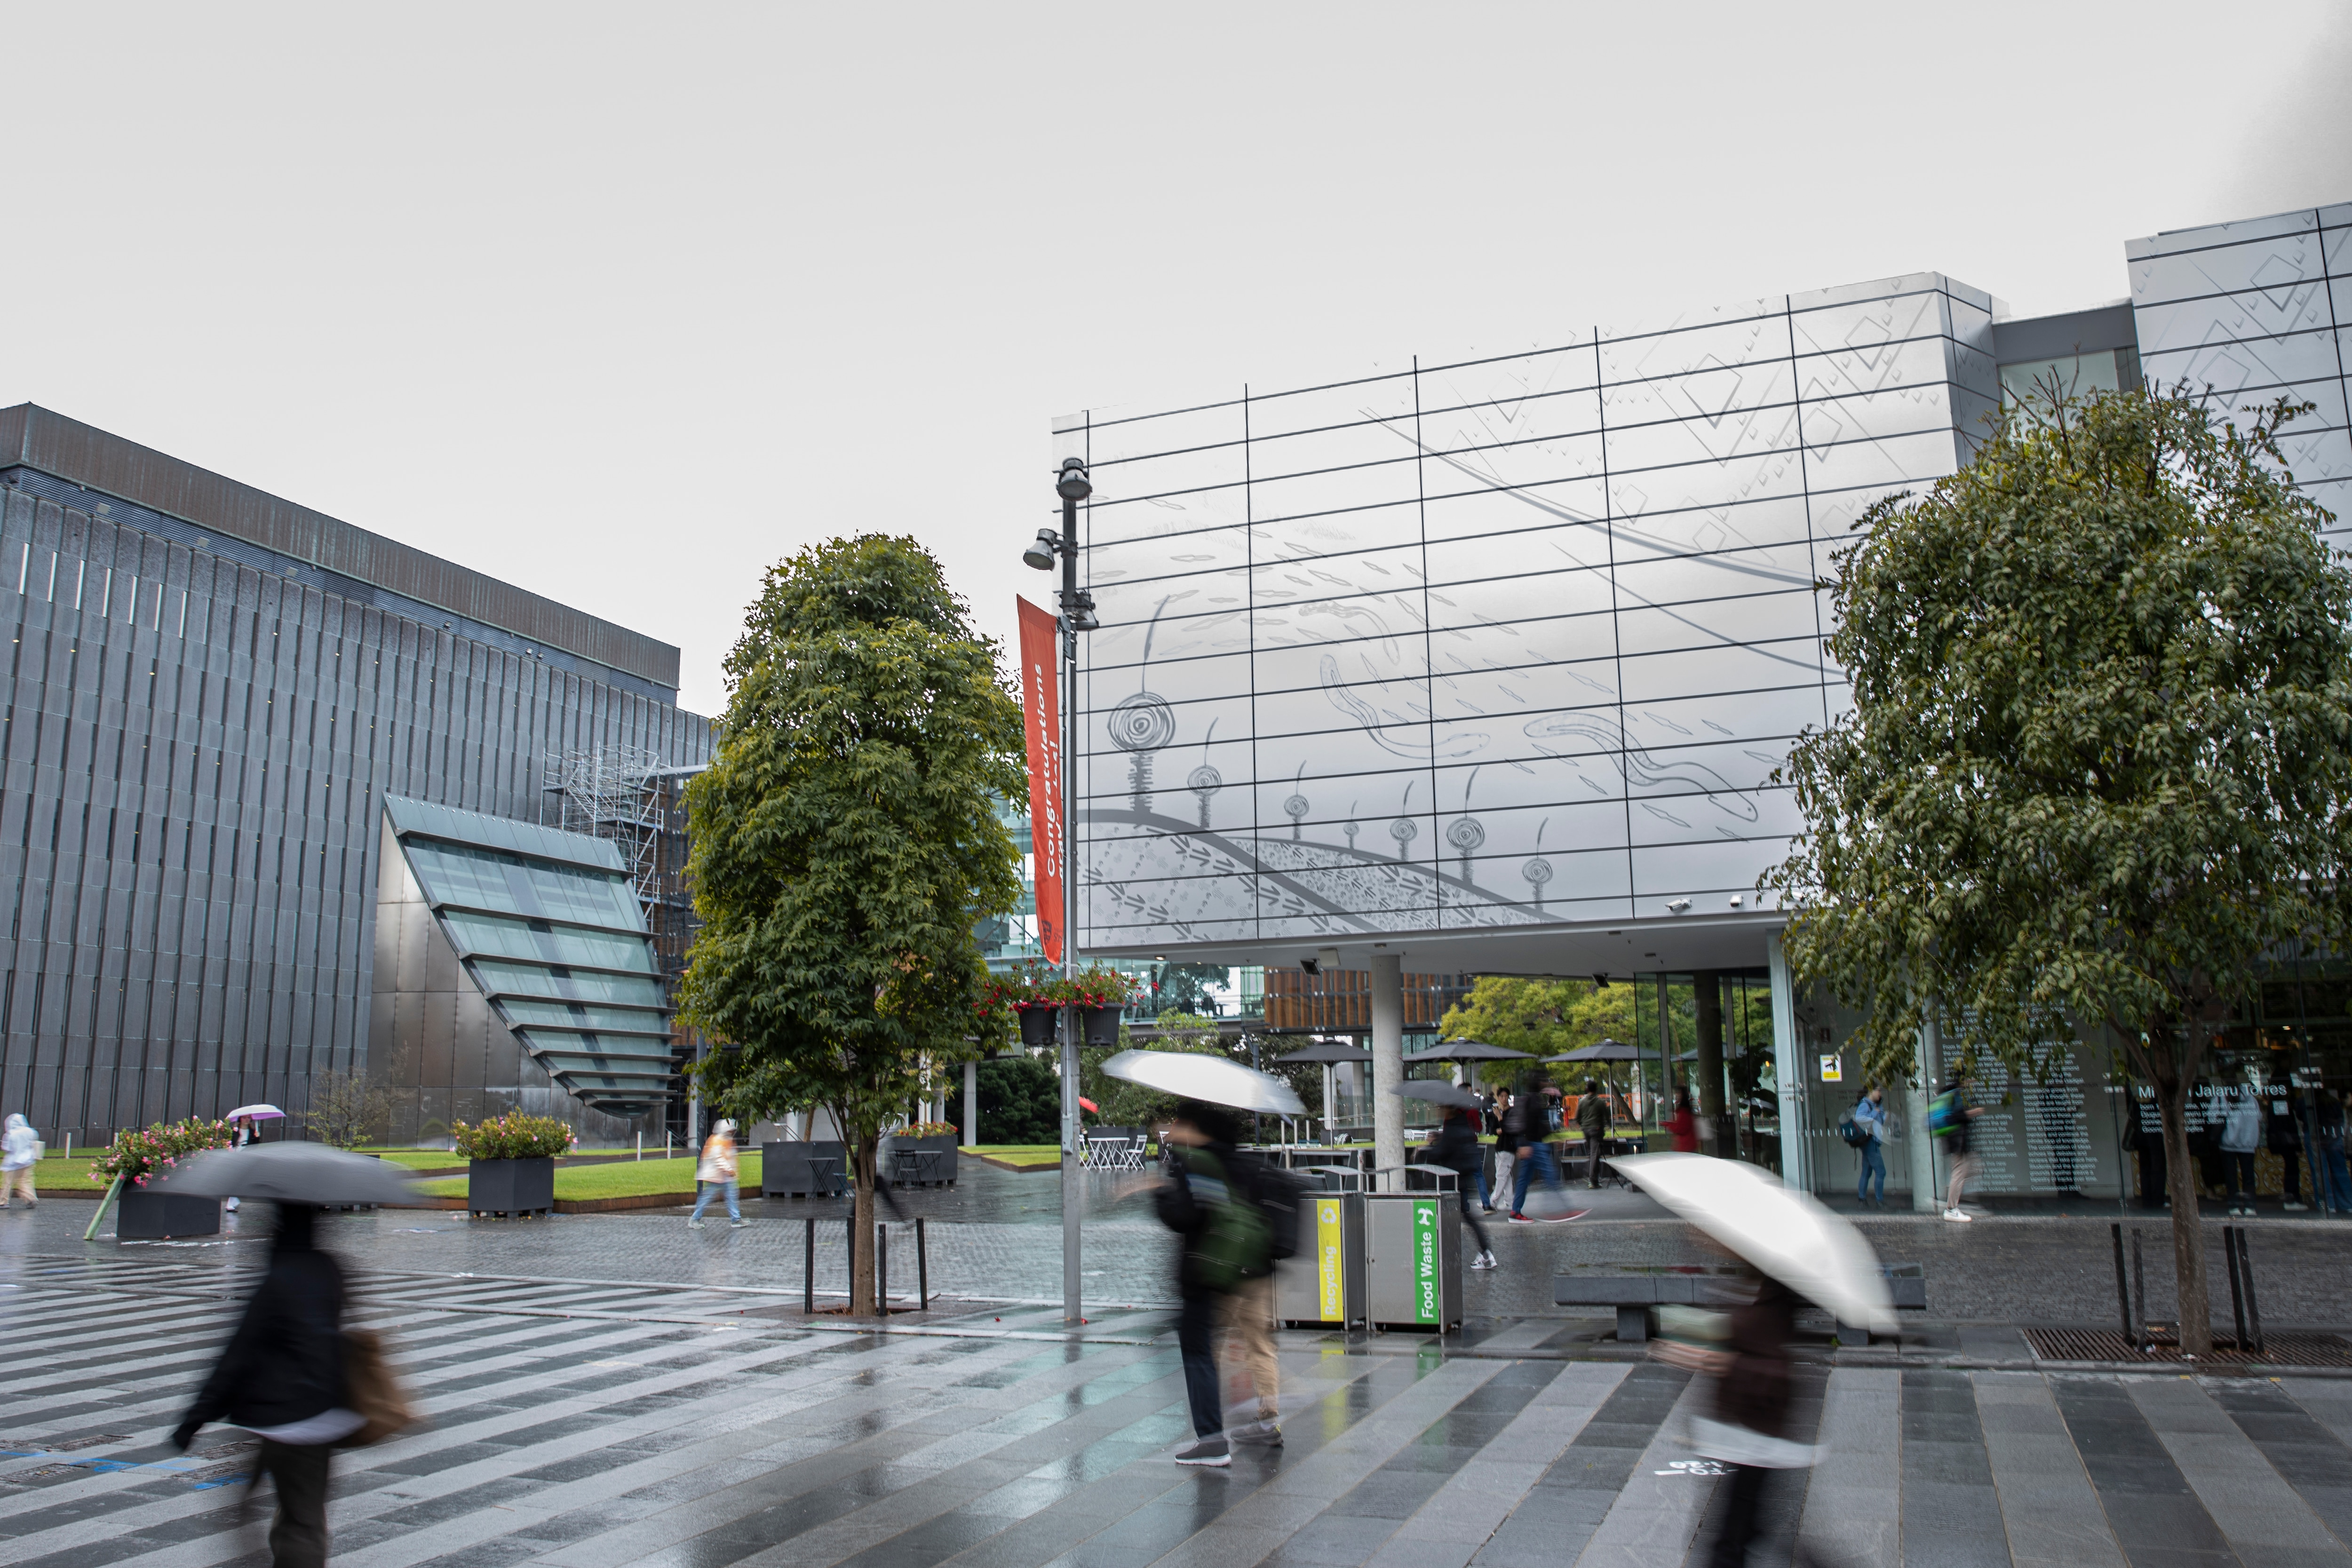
xmin=543 ymin=744 xmax=671 ymax=902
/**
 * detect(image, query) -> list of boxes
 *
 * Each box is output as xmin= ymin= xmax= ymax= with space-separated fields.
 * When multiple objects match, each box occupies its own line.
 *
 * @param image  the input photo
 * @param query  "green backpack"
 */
xmin=1182 ymin=1148 xmax=1272 ymax=1292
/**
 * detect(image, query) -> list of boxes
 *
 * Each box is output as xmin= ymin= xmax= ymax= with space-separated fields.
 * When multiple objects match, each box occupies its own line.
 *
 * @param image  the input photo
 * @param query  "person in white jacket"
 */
xmin=1 ymin=1114 xmax=40 ymax=1209
xmin=2220 ymin=1082 xmax=2265 ymax=1218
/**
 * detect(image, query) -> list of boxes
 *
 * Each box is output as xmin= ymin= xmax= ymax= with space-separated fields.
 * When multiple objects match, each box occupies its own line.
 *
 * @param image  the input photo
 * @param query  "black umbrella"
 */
xmin=1544 ymin=1038 xmax=1643 ymax=1064
xmin=1391 ymin=1080 xmax=1484 ymax=1110
xmin=1275 ymin=1040 xmax=1374 ymax=1064
xmin=1405 ymin=1039 xmax=1534 ymax=1064
xmin=152 ymin=1143 xmax=423 ymax=1206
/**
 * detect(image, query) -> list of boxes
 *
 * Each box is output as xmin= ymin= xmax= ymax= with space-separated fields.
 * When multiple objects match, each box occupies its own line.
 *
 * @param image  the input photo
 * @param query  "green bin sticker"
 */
xmin=1412 ymin=1198 xmax=1439 ymax=1324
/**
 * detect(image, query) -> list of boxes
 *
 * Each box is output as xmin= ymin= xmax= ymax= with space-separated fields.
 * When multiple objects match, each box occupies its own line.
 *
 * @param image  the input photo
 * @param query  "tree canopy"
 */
xmin=1767 ymin=384 xmax=2352 ymax=1352
xmin=1437 ymin=976 xmax=1632 ymax=1082
xmin=678 ymin=534 xmax=1025 ymax=1311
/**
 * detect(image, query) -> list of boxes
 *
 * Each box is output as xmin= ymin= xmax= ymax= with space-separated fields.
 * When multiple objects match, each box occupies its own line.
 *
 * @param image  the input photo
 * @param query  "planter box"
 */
xmin=881 ymin=1133 xmax=959 ymax=1188
xmin=469 ymin=1157 xmax=555 ymax=1216
xmin=1018 ymin=1005 xmax=1059 ymax=1048
xmin=759 ymin=1140 xmax=847 ymax=1198
xmin=118 ymin=1189 xmax=222 ymax=1240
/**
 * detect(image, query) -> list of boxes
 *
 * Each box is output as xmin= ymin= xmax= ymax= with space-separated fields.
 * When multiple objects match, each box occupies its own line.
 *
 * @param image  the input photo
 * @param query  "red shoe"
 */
xmin=1507 ymin=1211 xmax=1534 ymax=1223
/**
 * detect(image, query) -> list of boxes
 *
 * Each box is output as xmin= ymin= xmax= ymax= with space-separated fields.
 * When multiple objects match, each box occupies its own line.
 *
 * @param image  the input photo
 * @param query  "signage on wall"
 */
xmin=1819 ymin=1055 xmax=1843 ymax=1083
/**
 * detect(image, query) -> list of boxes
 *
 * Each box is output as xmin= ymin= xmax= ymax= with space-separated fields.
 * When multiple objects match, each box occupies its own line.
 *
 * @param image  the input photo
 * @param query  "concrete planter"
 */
xmin=881 ymin=1134 xmax=959 ymax=1188
xmin=758 ymin=1140 xmax=847 ymax=1198
xmin=468 ymin=1157 xmax=555 ymax=1217
xmin=117 ymin=1189 xmax=222 ymax=1240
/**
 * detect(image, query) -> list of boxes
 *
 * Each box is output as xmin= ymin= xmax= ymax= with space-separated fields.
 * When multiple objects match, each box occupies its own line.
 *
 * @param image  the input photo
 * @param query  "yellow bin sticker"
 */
xmin=1315 ymin=1197 xmax=1345 ymax=1321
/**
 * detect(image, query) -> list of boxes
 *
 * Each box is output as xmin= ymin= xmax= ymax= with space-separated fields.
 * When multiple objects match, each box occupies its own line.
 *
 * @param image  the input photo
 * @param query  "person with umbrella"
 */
xmin=159 ymin=1144 xmax=421 ymax=1568
xmin=223 ymin=1104 xmax=282 ymax=1213
xmin=1401 ymin=1081 xmax=1496 ymax=1270
xmin=1104 ymin=1049 xmax=1304 ymax=1466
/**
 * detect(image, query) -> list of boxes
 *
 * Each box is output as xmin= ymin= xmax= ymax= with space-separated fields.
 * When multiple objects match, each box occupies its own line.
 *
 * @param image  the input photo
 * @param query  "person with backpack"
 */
xmin=1931 ymin=1070 xmax=1985 ymax=1221
xmin=1154 ymin=1099 xmax=1280 ymax=1465
xmin=1846 ymin=1085 xmax=1888 ymax=1208
xmin=1423 ymin=1105 xmax=1496 ymax=1270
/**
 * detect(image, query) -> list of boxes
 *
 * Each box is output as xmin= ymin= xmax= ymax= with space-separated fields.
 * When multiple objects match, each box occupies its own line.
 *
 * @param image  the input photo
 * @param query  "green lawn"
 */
xmin=413 ymin=1154 xmax=759 ymax=1201
xmin=27 ymin=1153 xmax=112 ymax=1190
xmin=964 ymin=1144 xmax=1063 ymax=1169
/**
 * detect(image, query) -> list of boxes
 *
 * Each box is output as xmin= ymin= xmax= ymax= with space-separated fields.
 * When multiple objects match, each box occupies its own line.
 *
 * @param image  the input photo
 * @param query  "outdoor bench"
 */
xmin=1554 ymin=1262 xmax=1925 ymax=1344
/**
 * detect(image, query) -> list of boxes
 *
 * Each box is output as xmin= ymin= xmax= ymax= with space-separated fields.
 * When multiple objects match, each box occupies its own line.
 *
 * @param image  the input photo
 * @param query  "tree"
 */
xmin=306 ymin=1071 xmax=392 ymax=1149
xmin=1767 ymin=386 xmax=2352 ymax=1356
xmin=974 ymin=1054 xmax=1060 ymax=1144
xmin=679 ymin=535 xmax=1026 ymax=1317
xmin=1438 ymin=976 xmax=1632 ymax=1085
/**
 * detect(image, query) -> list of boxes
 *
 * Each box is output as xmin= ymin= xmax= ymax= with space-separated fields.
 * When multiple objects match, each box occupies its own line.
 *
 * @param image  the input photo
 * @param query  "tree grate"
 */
xmin=2025 ymin=1327 xmax=2352 ymax=1367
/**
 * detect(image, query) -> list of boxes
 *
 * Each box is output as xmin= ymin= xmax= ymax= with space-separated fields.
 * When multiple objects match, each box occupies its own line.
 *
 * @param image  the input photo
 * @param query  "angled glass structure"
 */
xmin=373 ymin=796 xmax=674 ymax=1140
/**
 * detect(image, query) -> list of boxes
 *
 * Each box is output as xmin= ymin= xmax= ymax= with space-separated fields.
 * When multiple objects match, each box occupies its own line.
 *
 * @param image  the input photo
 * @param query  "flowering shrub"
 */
xmin=92 ymin=1118 xmax=234 ymax=1187
xmin=981 ymin=962 xmax=1138 ymax=1016
xmin=452 ymin=1112 xmax=576 ymax=1161
xmin=897 ymin=1121 xmax=958 ymax=1138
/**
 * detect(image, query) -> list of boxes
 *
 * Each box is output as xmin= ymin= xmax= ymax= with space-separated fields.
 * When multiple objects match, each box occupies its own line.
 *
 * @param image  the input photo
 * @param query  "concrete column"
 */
xmin=1692 ymin=971 xmax=1727 ymax=1153
xmin=1371 ymin=952 xmax=1405 ymax=1190
xmin=1766 ymin=931 xmax=1811 ymax=1194
xmin=963 ymin=1059 xmax=978 ymax=1147
xmin=1321 ymin=1063 xmax=1336 ymax=1143
xmin=1908 ymin=1019 xmax=1941 ymax=1212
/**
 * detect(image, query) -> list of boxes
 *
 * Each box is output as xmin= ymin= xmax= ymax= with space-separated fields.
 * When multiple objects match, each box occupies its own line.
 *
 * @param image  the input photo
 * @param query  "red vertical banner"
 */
xmin=1017 ymin=597 xmax=1064 ymax=964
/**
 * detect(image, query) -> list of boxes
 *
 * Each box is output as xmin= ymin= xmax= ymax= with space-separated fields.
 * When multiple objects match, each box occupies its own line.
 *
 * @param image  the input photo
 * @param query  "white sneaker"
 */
xmin=1943 ymin=1208 xmax=1973 ymax=1222
xmin=1471 ymin=1251 xmax=1498 ymax=1270
xmin=730 ymin=1218 xmax=751 ymax=1228
xmin=687 ymin=1219 xmax=706 ymax=1230
xmin=2286 ymin=1202 xmax=2308 ymax=1211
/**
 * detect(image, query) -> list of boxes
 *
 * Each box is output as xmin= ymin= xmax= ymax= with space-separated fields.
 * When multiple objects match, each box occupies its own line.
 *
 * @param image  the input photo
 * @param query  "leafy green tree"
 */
xmin=1080 ymin=1013 xmax=1230 ymax=1125
xmin=1438 ymin=976 xmax=1632 ymax=1085
xmin=974 ymin=1054 xmax=1060 ymax=1144
xmin=1767 ymin=387 xmax=2352 ymax=1355
xmin=679 ymin=535 xmax=1026 ymax=1316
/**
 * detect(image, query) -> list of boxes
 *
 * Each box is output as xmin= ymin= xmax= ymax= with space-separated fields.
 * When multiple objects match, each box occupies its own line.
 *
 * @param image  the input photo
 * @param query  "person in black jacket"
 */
xmin=172 ymin=1204 xmax=354 ymax=1568
xmin=1152 ymin=1100 xmax=1279 ymax=1466
xmin=1422 ymin=1106 xmax=1495 ymax=1269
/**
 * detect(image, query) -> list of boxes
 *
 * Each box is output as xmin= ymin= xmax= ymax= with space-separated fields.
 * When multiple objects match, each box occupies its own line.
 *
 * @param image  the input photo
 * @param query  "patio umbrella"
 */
xmin=1544 ymin=1039 xmax=1641 ymax=1063
xmin=151 ymin=1143 xmax=423 ymax=1206
xmin=1099 ymin=1050 xmax=1305 ymax=1114
xmin=1274 ymin=1041 xmax=1372 ymax=1064
xmin=1610 ymin=1152 xmax=1896 ymax=1333
xmin=1404 ymin=1039 xmax=1533 ymax=1063
xmin=1391 ymin=1080 xmax=1483 ymax=1110
xmin=224 ymin=1104 xmax=285 ymax=1121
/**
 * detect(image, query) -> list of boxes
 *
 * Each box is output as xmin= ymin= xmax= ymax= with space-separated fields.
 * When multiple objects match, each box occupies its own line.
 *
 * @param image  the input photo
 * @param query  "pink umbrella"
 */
xmin=225 ymin=1104 xmax=284 ymax=1121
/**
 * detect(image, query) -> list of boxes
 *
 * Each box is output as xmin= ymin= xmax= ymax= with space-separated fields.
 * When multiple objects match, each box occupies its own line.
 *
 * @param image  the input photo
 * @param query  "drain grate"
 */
xmin=2025 ymin=1327 xmax=2352 ymax=1367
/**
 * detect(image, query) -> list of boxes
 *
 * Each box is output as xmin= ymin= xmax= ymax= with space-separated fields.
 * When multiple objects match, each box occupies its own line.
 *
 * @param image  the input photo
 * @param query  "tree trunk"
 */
xmin=2157 ymin=1073 xmax=2213 ymax=1356
xmin=850 ymin=1128 xmax=879 ymax=1317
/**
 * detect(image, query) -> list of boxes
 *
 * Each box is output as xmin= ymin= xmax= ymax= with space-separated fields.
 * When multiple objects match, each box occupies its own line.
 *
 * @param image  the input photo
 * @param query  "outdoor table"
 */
xmin=892 ymin=1147 xmax=946 ymax=1187
xmin=805 ymin=1154 xmax=846 ymax=1198
xmin=1085 ymin=1134 xmax=1144 ymax=1170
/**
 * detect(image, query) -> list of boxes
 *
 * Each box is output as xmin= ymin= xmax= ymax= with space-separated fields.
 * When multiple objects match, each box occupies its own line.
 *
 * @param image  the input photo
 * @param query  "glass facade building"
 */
xmin=1053 ymin=200 xmax=2352 ymax=1199
xmin=0 ymin=406 xmax=710 ymax=1144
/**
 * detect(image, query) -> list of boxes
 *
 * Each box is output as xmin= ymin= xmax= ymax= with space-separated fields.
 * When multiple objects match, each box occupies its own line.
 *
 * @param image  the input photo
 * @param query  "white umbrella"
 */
xmin=153 ymin=1143 xmax=422 ymax=1206
xmin=1100 ymin=1050 xmax=1306 ymax=1114
xmin=1610 ymin=1152 xmax=1896 ymax=1333
xmin=225 ymin=1104 xmax=285 ymax=1121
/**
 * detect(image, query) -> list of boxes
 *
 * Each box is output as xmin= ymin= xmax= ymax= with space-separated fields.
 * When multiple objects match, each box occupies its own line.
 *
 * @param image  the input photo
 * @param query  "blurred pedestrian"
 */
xmin=689 ymin=1118 xmax=746 ymax=1229
xmin=226 ymin=1114 xmax=258 ymax=1214
xmin=1503 ymin=1079 xmax=1572 ymax=1221
xmin=171 ymin=1204 xmax=352 ymax=1568
xmin=1424 ymin=1105 xmax=1495 ymax=1270
xmin=1576 ymin=1078 xmax=1612 ymax=1188
xmin=1666 ymin=1088 xmax=1700 ymax=1154
xmin=2318 ymin=1090 xmax=2352 ymax=1215
xmin=2270 ymin=1082 xmax=2308 ymax=1212
xmin=1852 ymin=1085 xmax=1888 ymax=1208
xmin=1155 ymin=1099 xmax=1280 ymax=1465
xmin=2 ymin=1113 xmax=40 ymax=1209
xmin=1660 ymin=1274 xmax=1821 ymax=1568
xmin=1933 ymin=1070 xmax=1985 ymax=1221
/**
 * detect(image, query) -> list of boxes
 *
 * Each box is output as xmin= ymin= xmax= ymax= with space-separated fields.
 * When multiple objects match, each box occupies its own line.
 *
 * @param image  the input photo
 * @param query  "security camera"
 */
xmin=1666 ymin=898 xmax=1691 ymax=914
xmin=1299 ymin=957 xmax=1319 ymax=976
xmin=1729 ymin=894 xmax=1743 ymax=908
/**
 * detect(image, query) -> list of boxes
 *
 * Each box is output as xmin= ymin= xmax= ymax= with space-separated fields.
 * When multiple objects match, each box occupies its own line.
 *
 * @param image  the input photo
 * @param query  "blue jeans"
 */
xmin=1858 ymin=1141 xmax=1886 ymax=1204
xmin=2325 ymin=1137 xmax=2352 ymax=1212
xmin=691 ymin=1179 xmax=740 ymax=1221
xmin=1476 ymin=1159 xmax=1493 ymax=1210
xmin=1511 ymin=1144 xmax=1561 ymax=1213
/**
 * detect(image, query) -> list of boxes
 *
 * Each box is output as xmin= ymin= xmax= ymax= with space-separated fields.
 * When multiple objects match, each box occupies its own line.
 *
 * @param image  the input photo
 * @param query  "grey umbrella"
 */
xmin=151 ymin=1143 xmax=424 ymax=1206
xmin=1404 ymin=1039 xmax=1534 ymax=1064
xmin=1391 ymin=1080 xmax=1484 ymax=1110
xmin=1274 ymin=1040 xmax=1373 ymax=1064
xmin=1544 ymin=1038 xmax=1643 ymax=1064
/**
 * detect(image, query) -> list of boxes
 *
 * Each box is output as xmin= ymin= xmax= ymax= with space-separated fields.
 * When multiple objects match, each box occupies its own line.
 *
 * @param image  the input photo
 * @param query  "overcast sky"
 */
xmin=1 ymin=3 xmax=2346 ymax=716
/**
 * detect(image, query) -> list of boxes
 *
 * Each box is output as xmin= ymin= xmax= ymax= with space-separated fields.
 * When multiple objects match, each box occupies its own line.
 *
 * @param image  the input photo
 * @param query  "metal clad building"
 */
xmin=0 ymin=406 xmax=710 ymax=1144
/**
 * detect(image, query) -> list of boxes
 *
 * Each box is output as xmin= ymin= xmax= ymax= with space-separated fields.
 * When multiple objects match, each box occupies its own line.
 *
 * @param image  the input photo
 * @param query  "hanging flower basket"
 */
xmin=1017 ymin=1003 xmax=1060 ymax=1048
xmin=1081 ymin=1005 xmax=1124 ymax=1047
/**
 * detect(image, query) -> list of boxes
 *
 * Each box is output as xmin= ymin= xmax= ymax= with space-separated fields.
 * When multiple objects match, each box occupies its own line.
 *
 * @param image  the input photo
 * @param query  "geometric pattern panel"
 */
xmin=1057 ymin=272 xmax=1996 ymax=954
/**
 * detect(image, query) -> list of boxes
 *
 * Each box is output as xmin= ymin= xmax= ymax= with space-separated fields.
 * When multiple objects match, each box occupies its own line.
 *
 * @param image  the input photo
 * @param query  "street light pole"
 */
xmin=1033 ymin=457 xmax=1097 ymax=1327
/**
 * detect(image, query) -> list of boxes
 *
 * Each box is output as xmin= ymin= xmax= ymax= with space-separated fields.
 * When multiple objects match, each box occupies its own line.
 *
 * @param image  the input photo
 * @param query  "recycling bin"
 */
xmin=1364 ymin=1165 xmax=1464 ymax=1332
xmin=1274 ymin=1169 xmax=1365 ymax=1328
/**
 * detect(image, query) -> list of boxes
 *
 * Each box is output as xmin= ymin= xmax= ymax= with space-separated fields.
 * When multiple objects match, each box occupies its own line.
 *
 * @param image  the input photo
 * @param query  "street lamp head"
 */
xmin=1022 ymin=529 xmax=1059 ymax=572
xmin=1056 ymin=457 xmax=1093 ymax=501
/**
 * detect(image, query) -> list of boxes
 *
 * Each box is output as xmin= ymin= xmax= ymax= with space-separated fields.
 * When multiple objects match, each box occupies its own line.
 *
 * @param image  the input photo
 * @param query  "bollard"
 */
xmin=2224 ymin=1224 xmax=2250 ymax=1351
xmin=2132 ymin=1229 xmax=2147 ymax=1349
xmin=636 ymin=1132 xmax=643 ymax=1162
xmin=878 ymin=1223 xmax=890 ymax=1316
xmin=916 ymin=1216 xmax=929 ymax=1310
xmin=2110 ymin=1223 xmax=2132 ymax=1343
xmin=804 ymin=1217 xmax=816 ymax=1314
xmin=2235 ymin=1227 xmax=2265 ymax=1355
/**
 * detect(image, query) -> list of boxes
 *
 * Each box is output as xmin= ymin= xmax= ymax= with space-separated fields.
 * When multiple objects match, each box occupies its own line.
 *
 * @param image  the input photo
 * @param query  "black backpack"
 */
xmin=1238 ymin=1155 xmax=1310 ymax=1262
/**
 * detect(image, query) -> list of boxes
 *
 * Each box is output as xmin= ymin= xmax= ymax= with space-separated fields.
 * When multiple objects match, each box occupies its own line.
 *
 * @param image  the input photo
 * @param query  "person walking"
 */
xmin=2317 ymin=1089 xmax=2352 ymax=1215
xmin=226 ymin=1114 xmax=258 ymax=1214
xmin=1503 ymin=1080 xmax=1574 ymax=1221
xmin=1661 ymin=1274 xmax=1819 ymax=1568
xmin=1 ymin=1114 xmax=40 ymax=1209
xmin=688 ymin=1118 xmax=747 ymax=1229
xmin=1665 ymin=1088 xmax=1700 ymax=1154
xmin=1576 ymin=1078 xmax=1613 ymax=1189
xmin=1154 ymin=1099 xmax=1280 ymax=1465
xmin=1424 ymin=1105 xmax=1495 ymax=1270
xmin=171 ymin=1204 xmax=353 ymax=1568
xmin=1933 ymin=1071 xmax=1985 ymax=1221
xmin=2220 ymin=1082 xmax=2262 ymax=1218
xmin=1852 ymin=1085 xmax=1889 ymax=1208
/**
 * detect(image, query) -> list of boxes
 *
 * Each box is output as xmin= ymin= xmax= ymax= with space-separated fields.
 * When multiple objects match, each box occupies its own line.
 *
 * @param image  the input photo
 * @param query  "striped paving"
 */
xmin=12 ymin=1257 xmax=2352 ymax=1564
